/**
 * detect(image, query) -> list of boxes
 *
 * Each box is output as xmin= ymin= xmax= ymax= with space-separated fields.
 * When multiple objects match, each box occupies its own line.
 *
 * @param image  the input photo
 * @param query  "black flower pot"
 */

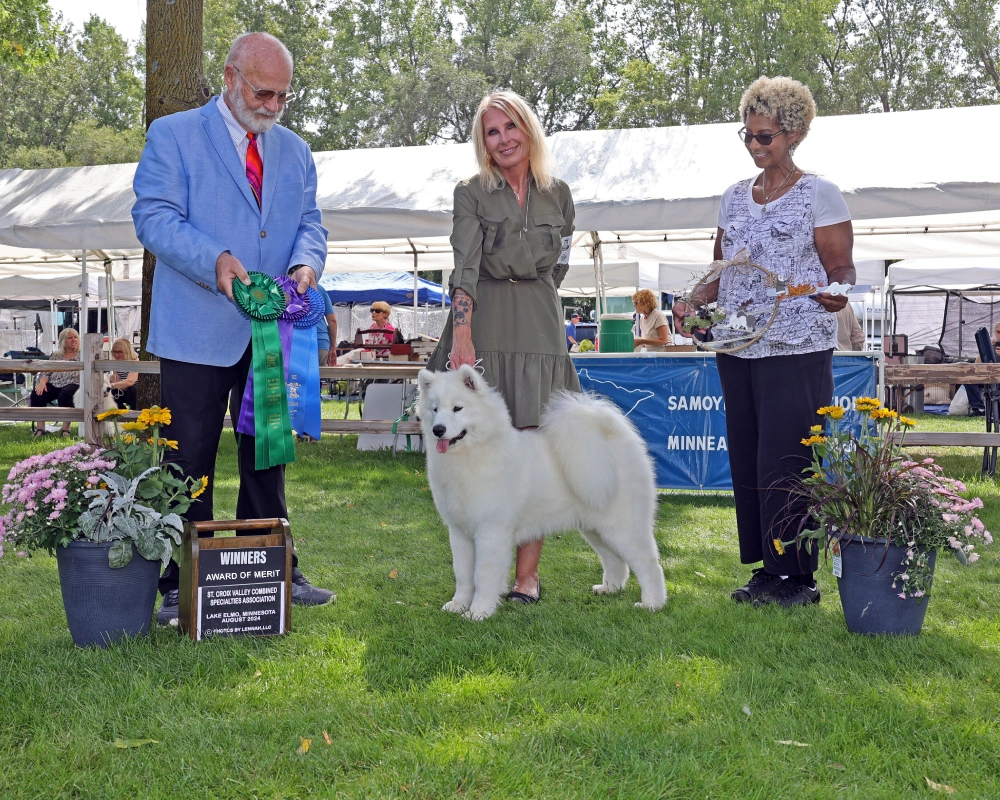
xmin=836 ymin=537 xmax=937 ymax=636
xmin=55 ymin=540 xmax=161 ymax=648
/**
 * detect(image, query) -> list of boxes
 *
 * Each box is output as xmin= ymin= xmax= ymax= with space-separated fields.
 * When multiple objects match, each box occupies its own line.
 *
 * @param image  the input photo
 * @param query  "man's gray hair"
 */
xmin=225 ymin=32 xmax=293 ymax=71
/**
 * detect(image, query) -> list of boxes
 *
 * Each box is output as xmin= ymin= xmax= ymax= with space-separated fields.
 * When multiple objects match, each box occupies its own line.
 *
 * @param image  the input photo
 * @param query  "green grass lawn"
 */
xmin=0 ymin=410 xmax=998 ymax=799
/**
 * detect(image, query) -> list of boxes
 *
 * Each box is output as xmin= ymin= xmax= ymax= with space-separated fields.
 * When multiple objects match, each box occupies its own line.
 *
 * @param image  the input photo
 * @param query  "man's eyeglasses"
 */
xmin=738 ymin=127 xmax=786 ymax=146
xmin=232 ymin=65 xmax=295 ymax=105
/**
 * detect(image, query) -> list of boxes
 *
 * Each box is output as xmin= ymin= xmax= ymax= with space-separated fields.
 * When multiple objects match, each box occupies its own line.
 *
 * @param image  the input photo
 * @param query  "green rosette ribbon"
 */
xmin=233 ymin=273 xmax=296 ymax=470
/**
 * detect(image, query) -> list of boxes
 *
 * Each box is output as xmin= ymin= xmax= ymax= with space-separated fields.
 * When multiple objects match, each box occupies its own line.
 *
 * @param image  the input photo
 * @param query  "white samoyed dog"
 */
xmin=418 ymin=364 xmax=667 ymax=621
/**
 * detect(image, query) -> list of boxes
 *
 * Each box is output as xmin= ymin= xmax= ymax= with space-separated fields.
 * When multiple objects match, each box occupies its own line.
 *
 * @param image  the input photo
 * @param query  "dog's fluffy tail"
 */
xmin=540 ymin=391 xmax=651 ymax=508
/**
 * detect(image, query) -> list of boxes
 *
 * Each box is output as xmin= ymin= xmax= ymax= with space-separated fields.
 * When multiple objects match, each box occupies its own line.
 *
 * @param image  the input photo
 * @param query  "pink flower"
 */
xmin=969 ymin=553 xmax=980 ymax=563
xmin=898 ymin=593 xmax=907 ymax=599
xmin=87 ymin=476 xmax=100 ymax=485
xmin=16 ymin=551 xmax=26 ymax=558
xmin=914 ymin=590 xmax=925 ymax=598
xmin=942 ymin=514 xmax=958 ymax=523
xmin=48 ymin=511 xmax=60 ymax=520
xmin=922 ymin=458 xmax=934 ymax=464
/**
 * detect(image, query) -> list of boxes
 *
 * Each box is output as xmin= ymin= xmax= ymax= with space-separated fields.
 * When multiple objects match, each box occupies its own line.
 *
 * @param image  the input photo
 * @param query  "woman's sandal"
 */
xmin=505 ymin=583 xmax=541 ymax=604
xmin=31 ymin=429 xmax=47 ymax=437
xmin=59 ymin=430 xmax=73 ymax=438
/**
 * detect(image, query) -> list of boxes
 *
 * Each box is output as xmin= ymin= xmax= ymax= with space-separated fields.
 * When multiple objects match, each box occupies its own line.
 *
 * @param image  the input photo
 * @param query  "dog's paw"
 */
xmin=592 ymin=583 xmax=624 ymax=596
xmin=442 ymin=600 xmax=469 ymax=614
xmin=634 ymin=597 xmax=667 ymax=611
xmin=462 ymin=606 xmax=496 ymax=621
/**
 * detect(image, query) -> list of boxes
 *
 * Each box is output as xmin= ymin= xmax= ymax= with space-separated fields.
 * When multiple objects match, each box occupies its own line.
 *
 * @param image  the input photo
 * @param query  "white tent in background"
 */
xmin=2 ymin=104 xmax=1000 ymax=317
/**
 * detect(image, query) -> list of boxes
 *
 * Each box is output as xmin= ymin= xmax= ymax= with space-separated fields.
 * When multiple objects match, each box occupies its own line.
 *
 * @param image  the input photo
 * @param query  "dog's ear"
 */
xmin=456 ymin=363 xmax=483 ymax=393
xmin=417 ymin=369 xmax=434 ymax=396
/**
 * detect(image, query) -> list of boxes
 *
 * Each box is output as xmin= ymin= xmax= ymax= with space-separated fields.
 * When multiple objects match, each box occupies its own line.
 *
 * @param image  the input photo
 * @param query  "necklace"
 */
xmin=759 ymin=166 xmax=798 ymax=212
xmin=519 ymin=183 xmax=530 ymax=239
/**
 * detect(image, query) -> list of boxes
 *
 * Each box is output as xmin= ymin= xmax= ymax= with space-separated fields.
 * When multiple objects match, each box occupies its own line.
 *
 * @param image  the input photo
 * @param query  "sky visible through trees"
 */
xmin=1 ymin=0 xmax=999 ymax=168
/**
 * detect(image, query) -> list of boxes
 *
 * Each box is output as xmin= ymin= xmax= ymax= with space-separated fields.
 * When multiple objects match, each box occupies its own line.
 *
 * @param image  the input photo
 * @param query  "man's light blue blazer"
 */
xmin=132 ymin=98 xmax=328 ymax=367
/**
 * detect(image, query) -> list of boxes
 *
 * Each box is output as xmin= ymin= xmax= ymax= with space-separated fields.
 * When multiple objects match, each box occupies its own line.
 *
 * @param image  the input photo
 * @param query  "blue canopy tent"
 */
xmin=319 ymin=271 xmax=450 ymax=306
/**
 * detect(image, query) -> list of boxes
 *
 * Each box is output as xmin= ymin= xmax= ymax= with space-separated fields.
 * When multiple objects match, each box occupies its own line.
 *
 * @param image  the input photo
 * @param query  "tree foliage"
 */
xmin=1 ymin=0 xmax=997 ymax=170
xmin=0 ymin=13 xmax=143 ymax=168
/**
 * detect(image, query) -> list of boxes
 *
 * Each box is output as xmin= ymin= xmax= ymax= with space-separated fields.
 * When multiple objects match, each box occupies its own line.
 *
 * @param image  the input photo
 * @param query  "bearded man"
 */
xmin=132 ymin=32 xmax=335 ymax=626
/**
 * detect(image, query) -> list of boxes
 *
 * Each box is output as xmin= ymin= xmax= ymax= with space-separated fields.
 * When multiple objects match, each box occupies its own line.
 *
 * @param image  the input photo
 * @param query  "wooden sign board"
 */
xmin=178 ymin=518 xmax=293 ymax=641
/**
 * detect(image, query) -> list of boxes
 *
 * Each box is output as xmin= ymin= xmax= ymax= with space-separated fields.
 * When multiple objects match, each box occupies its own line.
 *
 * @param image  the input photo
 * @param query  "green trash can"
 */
xmin=598 ymin=313 xmax=635 ymax=353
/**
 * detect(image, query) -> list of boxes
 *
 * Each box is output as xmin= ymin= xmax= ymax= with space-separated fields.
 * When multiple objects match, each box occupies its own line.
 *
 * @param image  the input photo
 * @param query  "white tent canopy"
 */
xmin=2 ymin=104 xmax=1000 ymax=254
xmin=889 ymin=256 xmax=1000 ymax=290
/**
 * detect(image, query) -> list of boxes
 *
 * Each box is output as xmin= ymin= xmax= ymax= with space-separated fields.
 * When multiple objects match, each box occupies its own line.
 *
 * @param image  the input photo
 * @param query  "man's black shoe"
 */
xmin=291 ymin=572 xmax=336 ymax=606
xmin=156 ymin=589 xmax=180 ymax=627
xmin=731 ymin=568 xmax=785 ymax=603
xmin=752 ymin=580 xmax=821 ymax=607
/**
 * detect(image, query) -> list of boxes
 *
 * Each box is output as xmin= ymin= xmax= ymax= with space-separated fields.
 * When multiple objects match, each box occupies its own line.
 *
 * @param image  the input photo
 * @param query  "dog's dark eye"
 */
xmin=453 ymin=406 xmax=463 ymax=413
xmin=432 ymin=406 xmax=438 ymax=413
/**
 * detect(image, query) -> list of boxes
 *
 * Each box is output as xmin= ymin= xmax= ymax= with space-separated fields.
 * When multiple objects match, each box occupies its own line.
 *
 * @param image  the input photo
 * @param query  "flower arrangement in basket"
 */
xmin=782 ymin=397 xmax=992 ymax=599
xmin=0 ymin=406 xmax=207 ymax=568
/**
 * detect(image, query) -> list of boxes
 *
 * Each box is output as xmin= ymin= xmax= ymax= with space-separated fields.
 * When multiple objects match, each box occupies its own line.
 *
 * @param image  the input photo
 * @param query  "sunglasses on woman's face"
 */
xmin=738 ymin=127 xmax=786 ymax=146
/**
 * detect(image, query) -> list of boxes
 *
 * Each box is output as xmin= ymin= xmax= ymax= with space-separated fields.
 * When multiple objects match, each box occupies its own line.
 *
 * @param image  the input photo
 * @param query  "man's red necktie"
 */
xmin=246 ymin=132 xmax=263 ymax=209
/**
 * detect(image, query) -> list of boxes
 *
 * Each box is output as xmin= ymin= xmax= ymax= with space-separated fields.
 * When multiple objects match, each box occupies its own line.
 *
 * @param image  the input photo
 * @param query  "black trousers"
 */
xmin=29 ymin=382 xmax=78 ymax=409
xmin=157 ymin=344 xmax=295 ymax=595
xmin=112 ymin=385 xmax=138 ymax=410
xmin=716 ymin=349 xmax=834 ymax=576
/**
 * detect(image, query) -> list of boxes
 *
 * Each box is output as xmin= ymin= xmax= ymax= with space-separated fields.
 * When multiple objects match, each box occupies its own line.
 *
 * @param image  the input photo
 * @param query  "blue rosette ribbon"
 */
xmin=276 ymin=277 xmax=322 ymax=440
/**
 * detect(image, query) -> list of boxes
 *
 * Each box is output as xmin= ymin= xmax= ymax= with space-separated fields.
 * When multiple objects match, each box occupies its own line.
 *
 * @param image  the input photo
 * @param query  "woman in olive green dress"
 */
xmin=428 ymin=90 xmax=580 ymax=604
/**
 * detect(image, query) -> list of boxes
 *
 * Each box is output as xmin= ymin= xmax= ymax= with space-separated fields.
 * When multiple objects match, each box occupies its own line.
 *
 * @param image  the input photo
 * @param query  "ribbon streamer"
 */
xmin=276 ymin=277 xmax=322 ymax=439
xmin=233 ymin=273 xmax=296 ymax=470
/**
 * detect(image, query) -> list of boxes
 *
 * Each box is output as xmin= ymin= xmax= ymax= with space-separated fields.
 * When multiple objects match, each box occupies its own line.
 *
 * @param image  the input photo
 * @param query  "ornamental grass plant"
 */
xmin=784 ymin=397 xmax=992 ymax=598
xmin=0 ymin=406 xmax=206 ymax=569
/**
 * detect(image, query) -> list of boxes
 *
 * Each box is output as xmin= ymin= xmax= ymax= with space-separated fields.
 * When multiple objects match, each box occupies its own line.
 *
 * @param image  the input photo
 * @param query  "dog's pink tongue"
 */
xmin=436 ymin=439 xmax=450 ymax=454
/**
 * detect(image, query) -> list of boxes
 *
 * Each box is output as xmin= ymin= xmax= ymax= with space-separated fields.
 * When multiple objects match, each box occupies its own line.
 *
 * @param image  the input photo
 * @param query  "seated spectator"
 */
xmin=30 ymin=328 xmax=80 ymax=437
xmin=632 ymin=289 xmax=670 ymax=351
xmin=367 ymin=301 xmax=395 ymax=347
xmin=108 ymin=338 xmax=139 ymax=410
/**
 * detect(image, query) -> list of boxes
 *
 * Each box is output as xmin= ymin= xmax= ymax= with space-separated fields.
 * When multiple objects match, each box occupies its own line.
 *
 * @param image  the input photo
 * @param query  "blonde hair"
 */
xmin=471 ymin=91 xmax=556 ymax=194
xmin=739 ymin=76 xmax=816 ymax=153
xmin=632 ymin=289 xmax=657 ymax=314
xmin=111 ymin=338 xmax=138 ymax=360
xmin=54 ymin=328 xmax=79 ymax=359
xmin=371 ymin=301 xmax=391 ymax=316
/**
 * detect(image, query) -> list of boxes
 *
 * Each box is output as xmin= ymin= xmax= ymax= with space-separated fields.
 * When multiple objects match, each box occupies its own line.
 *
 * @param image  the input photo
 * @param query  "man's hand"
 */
xmin=216 ymin=252 xmax=251 ymax=300
xmin=289 ymin=265 xmax=317 ymax=295
xmin=812 ymin=292 xmax=849 ymax=313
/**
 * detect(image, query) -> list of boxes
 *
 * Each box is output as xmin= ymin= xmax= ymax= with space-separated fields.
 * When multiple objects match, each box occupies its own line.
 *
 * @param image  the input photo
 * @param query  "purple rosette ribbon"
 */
xmin=276 ymin=275 xmax=311 ymax=322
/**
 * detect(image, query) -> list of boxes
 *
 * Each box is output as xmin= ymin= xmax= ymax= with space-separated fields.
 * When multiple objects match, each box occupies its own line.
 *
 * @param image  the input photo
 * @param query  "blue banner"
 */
xmin=573 ymin=354 xmax=878 ymax=491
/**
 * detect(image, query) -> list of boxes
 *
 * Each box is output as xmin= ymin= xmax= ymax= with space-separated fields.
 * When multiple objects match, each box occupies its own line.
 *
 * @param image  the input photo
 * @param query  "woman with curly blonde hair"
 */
xmin=631 ymin=289 xmax=670 ymax=351
xmin=673 ymin=76 xmax=856 ymax=608
xmin=427 ymin=90 xmax=579 ymax=605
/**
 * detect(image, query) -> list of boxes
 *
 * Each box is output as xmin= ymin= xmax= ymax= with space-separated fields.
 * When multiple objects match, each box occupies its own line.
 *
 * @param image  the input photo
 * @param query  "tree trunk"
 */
xmin=138 ymin=0 xmax=211 ymax=409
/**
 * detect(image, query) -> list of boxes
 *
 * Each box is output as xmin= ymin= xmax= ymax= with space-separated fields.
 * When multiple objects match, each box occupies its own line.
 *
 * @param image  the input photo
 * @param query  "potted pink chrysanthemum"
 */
xmin=1 ymin=407 xmax=205 ymax=647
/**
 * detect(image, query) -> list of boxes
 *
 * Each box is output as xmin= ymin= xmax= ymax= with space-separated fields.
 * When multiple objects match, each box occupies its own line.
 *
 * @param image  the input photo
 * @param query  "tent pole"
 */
xmin=408 ymin=238 xmax=418 ymax=337
xmin=80 ymin=251 xmax=88 ymax=335
xmin=105 ymin=259 xmax=116 ymax=345
xmin=49 ymin=298 xmax=56 ymax=351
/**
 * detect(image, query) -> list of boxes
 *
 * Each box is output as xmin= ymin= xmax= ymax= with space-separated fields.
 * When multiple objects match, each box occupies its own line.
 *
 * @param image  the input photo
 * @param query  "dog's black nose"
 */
xmin=432 ymin=424 xmax=446 ymax=438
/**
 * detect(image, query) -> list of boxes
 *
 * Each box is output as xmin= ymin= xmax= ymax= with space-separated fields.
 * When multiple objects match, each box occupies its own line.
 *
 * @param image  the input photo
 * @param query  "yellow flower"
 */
xmin=191 ymin=475 xmax=209 ymax=499
xmin=871 ymin=408 xmax=898 ymax=421
xmin=854 ymin=396 xmax=882 ymax=412
xmin=120 ymin=421 xmax=148 ymax=432
xmin=800 ymin=435 xmax=827 ymax=446
xmin=157 ymin=438 xmax=179 ymax=450
xmin=898 ymin=416 xmax=917 ymax=428
xmin=121 ymin=433 xmax=135 ymax=445
xmin=97 ymin=408 xmax=128 ymax=421
xmin=828 ymin=406 xmax=845 ymax=420
xmin=812 ymin=472 xmax=822 ymax=480
xmin=773 ymin=538 xmax=786 ymax=556
xmin=137 ymin=406 xmax=172 ymax=427
xmin=809 ymin=425 xmax=822 ymax=433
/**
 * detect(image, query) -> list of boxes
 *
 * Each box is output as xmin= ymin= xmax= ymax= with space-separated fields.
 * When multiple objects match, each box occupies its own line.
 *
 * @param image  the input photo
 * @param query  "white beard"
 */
xmin=227 ymin=89 xmax=284 ymax=134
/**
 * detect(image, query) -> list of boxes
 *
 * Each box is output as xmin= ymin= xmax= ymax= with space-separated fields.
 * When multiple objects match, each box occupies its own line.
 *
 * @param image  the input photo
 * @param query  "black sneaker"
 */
xmin=731 ymin=568 xmax=785 ymax=603
xmin=291 ymin=573 xmax=336 ymax=606
xmin=752 ymin=580 xmax=820 ymax=607
xmin=156 ymin=589 xmax=180 ymax=627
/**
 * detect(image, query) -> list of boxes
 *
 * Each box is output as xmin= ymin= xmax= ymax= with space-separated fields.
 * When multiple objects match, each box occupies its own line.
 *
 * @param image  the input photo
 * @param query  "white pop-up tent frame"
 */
xmin=1 ymin=103 xmax=1000 ymax=325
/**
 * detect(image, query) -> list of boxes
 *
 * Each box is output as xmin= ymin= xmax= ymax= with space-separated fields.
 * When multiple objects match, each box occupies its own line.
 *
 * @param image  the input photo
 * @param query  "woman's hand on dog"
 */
xmin=449 ymin=332 xmax=476 ymax=370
